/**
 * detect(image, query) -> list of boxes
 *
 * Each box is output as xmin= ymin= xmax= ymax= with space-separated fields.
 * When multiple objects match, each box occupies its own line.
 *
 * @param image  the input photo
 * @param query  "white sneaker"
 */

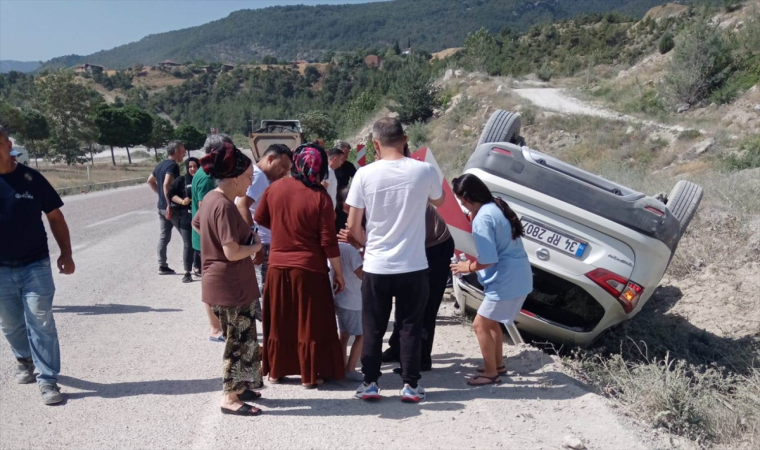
xmin=354 ymin=382 xmax=381 ymax=400
xmin=400 ymin=383 xmax=426 ymax=403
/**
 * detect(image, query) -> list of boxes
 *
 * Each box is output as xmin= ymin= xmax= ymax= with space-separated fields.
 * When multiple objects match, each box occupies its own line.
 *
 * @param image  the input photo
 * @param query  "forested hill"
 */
xmin=44 ymin=0 xmax=674 ymax=69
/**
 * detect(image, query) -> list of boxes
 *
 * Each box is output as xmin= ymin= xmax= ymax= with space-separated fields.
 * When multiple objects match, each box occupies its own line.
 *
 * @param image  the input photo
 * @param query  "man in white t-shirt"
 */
xmin=345 ymin=118 xmax=445 ymax=403
xmin=236 ymin=144 xmax=293 ymax=317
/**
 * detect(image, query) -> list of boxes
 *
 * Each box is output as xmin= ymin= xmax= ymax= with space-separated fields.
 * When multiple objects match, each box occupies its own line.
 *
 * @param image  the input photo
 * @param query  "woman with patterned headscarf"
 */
xmin=254 ymin=143 xmax=346 ymax=388
xmin=191 ymin=143 xmax=264 ymax=416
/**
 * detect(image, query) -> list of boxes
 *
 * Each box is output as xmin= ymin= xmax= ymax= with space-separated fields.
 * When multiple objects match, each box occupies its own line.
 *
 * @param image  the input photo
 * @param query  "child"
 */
xmin=330 ymin=241 xmax=364 ymax=382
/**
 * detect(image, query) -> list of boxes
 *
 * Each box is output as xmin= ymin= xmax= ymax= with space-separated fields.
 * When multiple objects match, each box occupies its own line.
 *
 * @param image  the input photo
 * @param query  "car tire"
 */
xmin=478 ymin=110 xmax=522 ymax=147
xmin=666 ymin=180 xmax=704 ymax=235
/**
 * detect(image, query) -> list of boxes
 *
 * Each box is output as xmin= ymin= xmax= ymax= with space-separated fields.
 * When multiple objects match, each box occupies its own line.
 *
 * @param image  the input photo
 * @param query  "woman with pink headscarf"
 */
xmin=254 ymin=143 xmax=346 ymax=388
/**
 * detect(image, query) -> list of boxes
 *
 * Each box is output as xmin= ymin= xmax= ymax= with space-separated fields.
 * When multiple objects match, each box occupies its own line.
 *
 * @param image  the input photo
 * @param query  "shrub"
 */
xmin=664 ymin=20 xmax=733 ymax=106
xmin=677 ymin=129 xmax=702 ymax=141
xmin=658 ymin=31 xmax=675 ymax=54
xmin=724 ymin=135 xmax=760 ymax=170
xmin=537 ymin=62 xmax=553 ymax=82
xmin=299 ymin=110 xmax=337 ymax=143
xmin=406 ymin=121 xmax=429 ymax=148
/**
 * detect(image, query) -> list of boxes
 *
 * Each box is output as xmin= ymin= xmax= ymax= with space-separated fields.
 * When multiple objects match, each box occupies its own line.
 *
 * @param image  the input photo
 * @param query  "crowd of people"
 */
xmin=0 ymin=117 xmax=533 ymax=412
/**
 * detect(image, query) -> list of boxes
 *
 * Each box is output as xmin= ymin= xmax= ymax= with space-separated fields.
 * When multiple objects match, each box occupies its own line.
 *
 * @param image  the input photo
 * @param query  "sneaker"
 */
xmin=354 ymin=382 xmax=381 ymax=401
xmin=40 ymin=383 xmax=63 ymax=405
xmin=400 ymin=383 xmax=426 ymax=403
xmin=345 ymin=370 xmax=364 ymax=382
xmin=158 ymin=266 xmax=176 ymax=275
xmin=381 ymin=348 xmax=399 ymax=363
xmin=192 ymin=269 xmax=202 ymax=278
xmin=182 ymin=272 xmax=192 ymax=283
xmin=15 ymin=360 xmax=35 ymax=384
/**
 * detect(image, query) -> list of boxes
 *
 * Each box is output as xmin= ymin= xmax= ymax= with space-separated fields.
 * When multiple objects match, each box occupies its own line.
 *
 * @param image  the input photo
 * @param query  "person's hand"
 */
xmin=450 ymin=260 xmax=471 ymax=275
xmin=166 ymin=206 xmax=172 ymax=220
xmin=253 ymin=249 xmax=264 ymax=265
xmin=58 ymin=254 xmax=76 ymax=275
xmin=333 ymin=273 xmax=345 ymax=293
xmin=183 ymin=198 xmax=191 ymax=206
xmin=338 ymin=228 xmax=360 ymax=248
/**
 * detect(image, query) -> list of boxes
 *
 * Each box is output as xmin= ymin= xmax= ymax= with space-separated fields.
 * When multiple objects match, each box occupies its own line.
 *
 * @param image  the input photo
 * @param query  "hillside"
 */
xmin=43 ymin=0 xmax=676 ymax=69
xmin=0 ymin=60 xmax=40 ymax=73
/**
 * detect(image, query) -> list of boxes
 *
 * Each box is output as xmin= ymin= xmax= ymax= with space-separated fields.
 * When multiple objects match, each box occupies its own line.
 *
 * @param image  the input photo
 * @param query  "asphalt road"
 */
xmin=0 ymin=185 xmax=657 ymax=450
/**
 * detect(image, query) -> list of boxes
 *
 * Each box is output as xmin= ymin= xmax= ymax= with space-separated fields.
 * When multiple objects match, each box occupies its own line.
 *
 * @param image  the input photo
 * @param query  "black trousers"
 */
xmin=361 ymin=269 xmax=429 ymax=387
xmin=387 ymin=237 xmax=455 ymax=367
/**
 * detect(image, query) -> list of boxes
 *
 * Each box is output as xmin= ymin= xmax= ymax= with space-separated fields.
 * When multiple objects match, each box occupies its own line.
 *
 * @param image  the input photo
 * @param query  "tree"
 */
xmin=664 ymin=21 xmax=732 ymax=107
xmin=122 ymin=105 xmax=153 ymax=164
xmin=146 ymin=116 xmax=175 ymax=159
xmin=94 ymin=105 xmax=131 ymax=166
xmin=659 ymin=32 xmax=675 ymax=55
xmin=464 ymin=27 xmax=497 ymax=71
xmin=388 ymin=59 xmax=436 ymax=123
xmin=36 ymin=70 xmax=101 ymax=165
xmin=0 ymin=101 xmax=24 ymax=134
xmin=174 ymin=124 xmax=206 ymax=151
xmin=392 ymin=40 xmax=402 ymax=55
xmin=261 ymin=55 xmax=278 ymax=65
xmin=304 ymin=65 xmax=321 ymax=85
xmin=19 ymin=109 xmax=50 ymax=167
xmin=298 ymin=110 xmax=337 ymax=142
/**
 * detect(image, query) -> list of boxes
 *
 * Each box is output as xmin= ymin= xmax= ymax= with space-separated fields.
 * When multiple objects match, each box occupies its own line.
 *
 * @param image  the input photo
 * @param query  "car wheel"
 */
xmin=666 ymin=180 xmax=704 ymax=235
xmin=478 ymin=110 xmax=522 ymax=147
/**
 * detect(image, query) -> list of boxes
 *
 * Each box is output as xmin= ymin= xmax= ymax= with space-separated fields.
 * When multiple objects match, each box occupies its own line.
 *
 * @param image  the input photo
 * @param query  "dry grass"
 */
xmin=37 ymin=161 xmax=155 ymax=190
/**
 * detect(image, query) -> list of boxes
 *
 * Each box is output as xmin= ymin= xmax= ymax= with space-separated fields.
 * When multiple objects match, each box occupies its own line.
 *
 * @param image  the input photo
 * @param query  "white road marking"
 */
xmin=85 ymin=210 xmax=154 ymax=228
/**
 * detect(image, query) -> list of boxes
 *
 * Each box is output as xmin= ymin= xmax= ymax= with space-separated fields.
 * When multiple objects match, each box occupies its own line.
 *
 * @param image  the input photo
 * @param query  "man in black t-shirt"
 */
xmin=147 ymin=140 xmax=186 ymax=275
xmin=334 ymin=141 xmax=357 ymax=191
xmin=0 ymin=125 xmax=75 ymax=405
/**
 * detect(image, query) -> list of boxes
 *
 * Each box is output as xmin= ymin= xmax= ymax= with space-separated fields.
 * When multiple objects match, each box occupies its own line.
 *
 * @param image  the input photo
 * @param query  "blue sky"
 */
xmin=0 ymin=0 xmax=383 ymax=62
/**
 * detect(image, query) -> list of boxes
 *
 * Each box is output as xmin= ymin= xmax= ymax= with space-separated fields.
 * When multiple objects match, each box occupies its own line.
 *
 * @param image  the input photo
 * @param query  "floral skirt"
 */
xmin=213 ymin=302 xmax=263 ymax=393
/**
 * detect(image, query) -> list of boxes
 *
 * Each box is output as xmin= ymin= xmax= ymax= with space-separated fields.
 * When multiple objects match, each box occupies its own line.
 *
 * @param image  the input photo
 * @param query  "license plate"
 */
xmin=520 ymin=218 xmax=587 ymax=258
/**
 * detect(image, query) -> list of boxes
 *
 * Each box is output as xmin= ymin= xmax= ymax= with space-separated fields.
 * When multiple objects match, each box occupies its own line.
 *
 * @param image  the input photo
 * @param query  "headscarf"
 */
xmin=200 ymin=141 xmax=251 ymax=179
xmin=292 ymin=143 xmax=328 ymax=190
xmin=185 ymin=157 xmax=200 ymax=183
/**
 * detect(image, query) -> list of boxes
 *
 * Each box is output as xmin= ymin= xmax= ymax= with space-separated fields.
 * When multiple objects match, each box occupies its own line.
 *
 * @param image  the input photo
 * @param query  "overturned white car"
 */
xmin=452 ymin=111 xmax=703 ymax=346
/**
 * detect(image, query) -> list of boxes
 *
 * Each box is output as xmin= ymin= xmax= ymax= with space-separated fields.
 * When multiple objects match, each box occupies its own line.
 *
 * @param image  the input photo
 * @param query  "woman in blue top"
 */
xmin=450 ymin=174 xmax=533 ymax=386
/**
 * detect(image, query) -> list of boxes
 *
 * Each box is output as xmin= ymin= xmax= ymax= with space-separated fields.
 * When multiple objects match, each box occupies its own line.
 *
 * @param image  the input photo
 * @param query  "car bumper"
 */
xmin=453 ymin=275 xmax=609 ymax=346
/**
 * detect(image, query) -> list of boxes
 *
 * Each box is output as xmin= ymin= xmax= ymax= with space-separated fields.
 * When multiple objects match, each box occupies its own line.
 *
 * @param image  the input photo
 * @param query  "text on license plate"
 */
xmin=521 ymin=219 xmax=587 ymax=257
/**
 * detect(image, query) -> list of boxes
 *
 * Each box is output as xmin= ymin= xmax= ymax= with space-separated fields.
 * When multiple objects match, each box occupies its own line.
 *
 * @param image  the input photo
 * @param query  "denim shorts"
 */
xmin=335 ymin=305 xmax=362 ymax=336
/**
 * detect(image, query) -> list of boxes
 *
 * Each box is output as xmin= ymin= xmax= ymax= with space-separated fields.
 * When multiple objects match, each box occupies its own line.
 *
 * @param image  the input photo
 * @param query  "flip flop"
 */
xmin=238 ymin=390 xmax=262 ymax=401
xmin=220 ymin=404 xmax=261 ymax=416
xmin=302 ymin=378 xmax=325 ymax=389
xmin=209 ymin=335 xmax=225 ymax=343
xmin=268 ymin=377 xmax=283 ymax=384
xmin=467 ymin=375 xmax=502 ymax=386
xmin=477 ymin=365 xmax=507 ymax=375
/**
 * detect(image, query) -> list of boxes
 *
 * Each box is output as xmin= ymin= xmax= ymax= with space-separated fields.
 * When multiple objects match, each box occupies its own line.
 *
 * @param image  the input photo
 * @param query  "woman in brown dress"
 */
xmin=191 ymin=143 xmax=264 ymax=416
xmin=255 ymin=143 xmax=346 ymax=388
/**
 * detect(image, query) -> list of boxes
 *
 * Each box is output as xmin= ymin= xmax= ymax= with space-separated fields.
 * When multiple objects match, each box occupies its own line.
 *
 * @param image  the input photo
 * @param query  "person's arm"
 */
xmin=346 ymin=207 xmax=366 ymax=247
xmin=427 ymin=164 xmax=445 ymax=207
xmin=163 ymin=173 xmax=175 ymax=218
xmin=451 ymin=216 xmax=498 ymax=275
xmin=147 ymin=173 xmax=158 ymax=194
xmin=46 ymin=209 xmax=75 ymax=274
xmin=328 ymin=256 xmax=345 ymax=293
xmin=236 ymin=195 xmax=255 ymax=227
xmin=451 ymin=259 xmax=493 ymax=275
xmin=253 ymin=189 xmax=271 ymax=229
xmin=192 ymin=212 xmax=201 ymax=234
xmin=222 ymin=239 xmax=261 ymax=261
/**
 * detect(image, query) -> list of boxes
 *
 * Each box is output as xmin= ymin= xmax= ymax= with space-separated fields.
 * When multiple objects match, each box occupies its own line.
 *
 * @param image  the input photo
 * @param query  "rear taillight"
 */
xmin=492 ymin=147 xmax=513 ymax=157
xmin=645 ymin=206 xmax=665 ymax=217
xmin=585 ymin=269 xmax=644 ymax=314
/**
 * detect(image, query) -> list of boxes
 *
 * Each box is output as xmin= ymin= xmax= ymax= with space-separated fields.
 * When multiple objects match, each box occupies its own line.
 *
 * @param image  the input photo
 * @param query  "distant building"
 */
xmin=75 ymin=63 xmax=105 ymax=74
xmin=402 ymin=48 xmax=412 ymax=56
xmin=364 ymin=54 xmax=384 ymax=68
xmin=158 ymin=60 xmax=182 ymax=69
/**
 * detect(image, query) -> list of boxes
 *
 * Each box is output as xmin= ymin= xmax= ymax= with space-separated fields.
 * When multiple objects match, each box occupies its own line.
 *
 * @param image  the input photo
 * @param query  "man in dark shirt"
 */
xmin=334 ymin=141 xmax=357 ymax=191
xmin=0 ymin=125 xmax=75 ymax=405
xmin=147 ymin=140 xmax=186 ymax=275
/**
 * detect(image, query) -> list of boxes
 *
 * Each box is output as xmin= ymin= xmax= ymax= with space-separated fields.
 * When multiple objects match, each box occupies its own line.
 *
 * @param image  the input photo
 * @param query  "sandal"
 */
xmin=302 ymin=378 xmax=325 ymax=389
xmin=220 ymin=404 xmax=261 ymax=416
xmin=268 ymin=377 xmax=283 ymax=384
xmin=238 ymin=390 xmax=262 ymax=401
xmin=477 ymin=365 xmax=507 ymax=375
xmin=467 ymin=375 xmax=502 ymax=386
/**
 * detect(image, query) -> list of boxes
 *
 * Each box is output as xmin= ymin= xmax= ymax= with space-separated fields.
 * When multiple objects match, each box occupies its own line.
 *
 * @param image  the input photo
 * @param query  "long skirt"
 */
xmin=262 ymin=267 xmax=345 ymax=385
xmin=212 ymin=302 xmax=263 ymax=393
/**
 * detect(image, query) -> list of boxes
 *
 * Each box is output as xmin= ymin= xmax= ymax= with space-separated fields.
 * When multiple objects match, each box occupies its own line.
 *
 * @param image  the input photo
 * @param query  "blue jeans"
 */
xmin=0 ymin=258 xmax=60 ymax=385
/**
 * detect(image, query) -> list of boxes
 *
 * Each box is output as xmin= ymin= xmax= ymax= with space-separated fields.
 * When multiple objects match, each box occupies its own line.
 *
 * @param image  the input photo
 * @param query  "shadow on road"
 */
xmin=57 ymin=376 xmax=220 ymax=400
xmin=53 ymin=304 xmax=182 ymax=315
